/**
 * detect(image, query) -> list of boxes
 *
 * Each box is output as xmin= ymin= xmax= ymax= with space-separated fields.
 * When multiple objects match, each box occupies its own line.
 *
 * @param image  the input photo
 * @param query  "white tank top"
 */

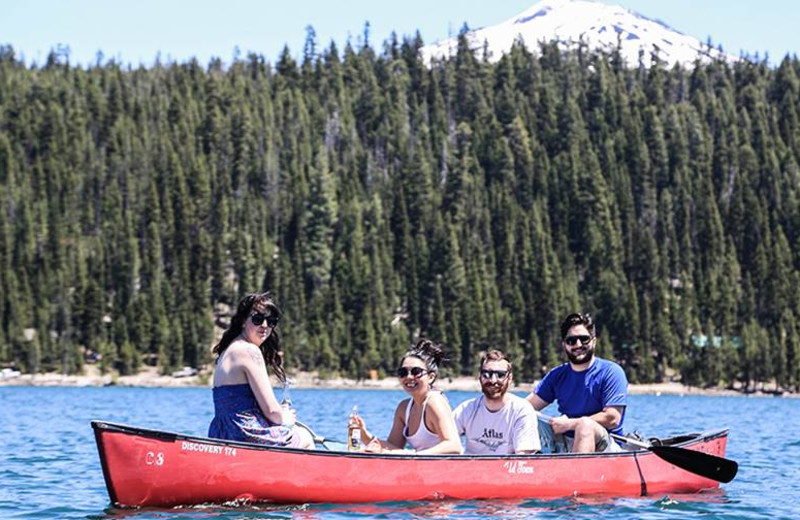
xmin=403 ymin=394 xmax=441 ymax=451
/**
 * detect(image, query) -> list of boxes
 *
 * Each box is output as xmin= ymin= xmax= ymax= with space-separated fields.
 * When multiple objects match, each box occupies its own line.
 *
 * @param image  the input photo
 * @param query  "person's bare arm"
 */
xmin=548 ymin=405 xmax=624 ymax=435
xmin=587 ymin=405 xmax=624 ymax=430
xmin=526 ymin=392 xmax=550 ymax=411
xmin=384 ymin=400 xmax=409 ymax=449
xmin=358 ymin=400 xmax=407 ymax=452
xmin=240 ymin=344 xmax=283 ymax=425
xmin=513 ymin=407 xmax=541 ymax=454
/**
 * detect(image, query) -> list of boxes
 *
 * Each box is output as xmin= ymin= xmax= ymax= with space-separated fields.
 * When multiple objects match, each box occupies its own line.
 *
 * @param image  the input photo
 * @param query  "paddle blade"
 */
xmin=651 ymin=445 xmax=738 ymax=483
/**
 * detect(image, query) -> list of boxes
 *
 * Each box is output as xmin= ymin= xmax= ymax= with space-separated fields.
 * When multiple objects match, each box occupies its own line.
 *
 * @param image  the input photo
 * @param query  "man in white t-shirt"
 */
xmin=452 ymin=350 xmax=540 ymax=454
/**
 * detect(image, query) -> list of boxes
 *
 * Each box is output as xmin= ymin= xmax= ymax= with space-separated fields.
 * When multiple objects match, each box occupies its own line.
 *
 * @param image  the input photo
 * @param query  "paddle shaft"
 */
xmin=295 ymin=420 xmax=348 ymax=450
xmin=296 ymin=420 xmax=325 ymax=443
xmin=609 ymin=433 xmax=649 ymax=450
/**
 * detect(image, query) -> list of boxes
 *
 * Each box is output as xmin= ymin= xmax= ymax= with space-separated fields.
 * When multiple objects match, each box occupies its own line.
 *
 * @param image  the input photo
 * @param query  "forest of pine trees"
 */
xmin=1 ymin=32 xmax=799 ymax=392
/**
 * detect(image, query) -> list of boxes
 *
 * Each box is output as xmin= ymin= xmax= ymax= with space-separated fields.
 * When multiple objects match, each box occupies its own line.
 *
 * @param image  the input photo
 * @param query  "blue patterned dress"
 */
xmin=208 ymin=383 xmax=296 ymax=446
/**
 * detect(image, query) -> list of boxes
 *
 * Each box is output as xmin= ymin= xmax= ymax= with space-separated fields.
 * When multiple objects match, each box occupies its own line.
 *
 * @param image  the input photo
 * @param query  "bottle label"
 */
xmin=348 ymin=427 xmax=360 ymax=451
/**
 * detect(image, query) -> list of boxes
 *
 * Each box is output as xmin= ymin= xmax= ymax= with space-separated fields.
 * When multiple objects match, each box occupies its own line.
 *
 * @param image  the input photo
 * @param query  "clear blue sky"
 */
xmin=2 ymin=0 xmax=797 ymax=67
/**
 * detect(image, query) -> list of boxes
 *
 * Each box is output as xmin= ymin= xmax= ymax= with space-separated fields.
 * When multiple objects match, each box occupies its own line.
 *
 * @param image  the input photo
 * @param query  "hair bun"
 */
xmin=412 ymin=338 xmax=448 ymax=369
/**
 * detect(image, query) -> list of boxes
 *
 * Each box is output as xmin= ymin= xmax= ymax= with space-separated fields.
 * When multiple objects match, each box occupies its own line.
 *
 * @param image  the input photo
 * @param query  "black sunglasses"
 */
xmin=396 ymin=366 xmax=428 ymax=378
xmin=480 ymin=369 xmax=509 ymax=380
xmin=564 ymin=334 xmax=592 ymax=346
xmin=251 ymin=312 xmax=280 ymax=328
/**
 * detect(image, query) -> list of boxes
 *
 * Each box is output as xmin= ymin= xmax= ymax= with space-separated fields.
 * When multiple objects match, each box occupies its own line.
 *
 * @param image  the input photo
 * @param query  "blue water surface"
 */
xmin=0 ymin=386 xmax=797 ymax=519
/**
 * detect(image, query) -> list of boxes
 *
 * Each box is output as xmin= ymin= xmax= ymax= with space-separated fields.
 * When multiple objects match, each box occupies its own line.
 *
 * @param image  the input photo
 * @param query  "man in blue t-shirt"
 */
xmin=526 ymin=313 xmax=628 ymax=453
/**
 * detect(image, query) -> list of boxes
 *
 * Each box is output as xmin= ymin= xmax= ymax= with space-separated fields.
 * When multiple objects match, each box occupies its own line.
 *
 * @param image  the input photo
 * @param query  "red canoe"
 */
xmin=92 ymin=420 xmax=734 ymax=507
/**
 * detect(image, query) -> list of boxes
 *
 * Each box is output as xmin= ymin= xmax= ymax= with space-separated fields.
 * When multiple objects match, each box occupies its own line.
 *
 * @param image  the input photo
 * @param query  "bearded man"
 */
xmin=527 ymin=313 xmax=628 ymax=453
xmin=452 ymin=350 xmax=540 ymax=454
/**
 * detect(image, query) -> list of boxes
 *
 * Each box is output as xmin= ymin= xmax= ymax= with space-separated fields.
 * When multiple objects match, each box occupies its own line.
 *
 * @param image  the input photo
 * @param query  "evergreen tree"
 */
xmin=0 ymin=40 xmax=797 ymax=389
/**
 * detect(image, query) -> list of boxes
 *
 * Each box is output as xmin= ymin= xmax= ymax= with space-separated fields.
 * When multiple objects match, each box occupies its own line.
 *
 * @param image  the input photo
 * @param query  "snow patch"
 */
xmin=421 ymin=0 xmax=737 ymax=68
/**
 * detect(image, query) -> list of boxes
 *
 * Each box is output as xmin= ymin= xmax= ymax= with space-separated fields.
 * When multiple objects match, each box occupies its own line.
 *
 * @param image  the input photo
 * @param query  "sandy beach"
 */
xmin=1 ymin=364 xmax=793 ymax=397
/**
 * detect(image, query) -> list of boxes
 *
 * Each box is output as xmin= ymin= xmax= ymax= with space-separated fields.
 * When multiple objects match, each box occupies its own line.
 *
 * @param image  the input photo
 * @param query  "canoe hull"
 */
xmin=92 ymin=421 xmax=729 ymax=507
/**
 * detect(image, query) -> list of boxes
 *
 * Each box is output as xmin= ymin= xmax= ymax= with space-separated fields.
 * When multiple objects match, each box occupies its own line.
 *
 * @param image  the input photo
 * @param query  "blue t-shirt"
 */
xmin=535 ymin=357 xmax=628 ymax=436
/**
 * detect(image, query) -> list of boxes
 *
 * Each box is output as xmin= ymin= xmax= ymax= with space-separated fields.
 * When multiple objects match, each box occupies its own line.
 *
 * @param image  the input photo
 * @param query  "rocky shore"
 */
xmin=0 ymin=365 xmax=793 ymax=397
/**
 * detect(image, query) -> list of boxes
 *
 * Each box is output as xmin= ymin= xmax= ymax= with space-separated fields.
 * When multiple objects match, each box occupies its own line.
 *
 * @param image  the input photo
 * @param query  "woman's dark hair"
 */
xmin=560 ymin=312 xmax=596 ymax=339
xmin=402 ymin=338 xmax=448 ymax=382
xmin=212 ymin=292 xmax=285 ymax=383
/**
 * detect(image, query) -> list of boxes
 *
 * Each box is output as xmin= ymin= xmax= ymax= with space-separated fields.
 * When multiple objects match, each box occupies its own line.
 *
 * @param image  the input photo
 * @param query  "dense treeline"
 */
xmin=1 ymin=34 xmax=799 ymax=391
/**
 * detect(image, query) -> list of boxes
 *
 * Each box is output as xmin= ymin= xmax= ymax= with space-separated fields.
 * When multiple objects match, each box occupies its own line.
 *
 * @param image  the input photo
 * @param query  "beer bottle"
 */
xmin=347 ymin=405 xmax=362 ymax=451
xmin=281 ymin=381 xmax=295 ymax=427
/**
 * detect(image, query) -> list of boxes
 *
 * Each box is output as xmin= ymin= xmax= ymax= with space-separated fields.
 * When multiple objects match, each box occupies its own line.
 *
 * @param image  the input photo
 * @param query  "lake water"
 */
xmin=0 ymin=386 xmax=797 ymax=519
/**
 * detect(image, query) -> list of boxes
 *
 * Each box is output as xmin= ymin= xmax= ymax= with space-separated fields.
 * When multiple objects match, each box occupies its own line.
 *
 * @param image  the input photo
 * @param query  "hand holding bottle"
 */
xmin=281 ymin=402 xmax=296 ymax=427
xmin=348 ymin=405 xmax=363 ymax=451
xmin=281 ymin=380 xmax=295 ymax=427
xmin=351 ymin=414 xmax=374 ymax=443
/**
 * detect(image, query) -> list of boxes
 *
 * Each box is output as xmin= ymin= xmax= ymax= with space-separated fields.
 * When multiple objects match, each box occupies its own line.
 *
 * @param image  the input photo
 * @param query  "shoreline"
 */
xmin=0 ymin=365 xmax=795 ymax=398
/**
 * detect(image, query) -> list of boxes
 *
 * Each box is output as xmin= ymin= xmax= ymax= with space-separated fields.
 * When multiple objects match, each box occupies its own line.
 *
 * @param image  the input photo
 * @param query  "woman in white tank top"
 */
xmin=354 ymin=339 xmax=462 ymax=454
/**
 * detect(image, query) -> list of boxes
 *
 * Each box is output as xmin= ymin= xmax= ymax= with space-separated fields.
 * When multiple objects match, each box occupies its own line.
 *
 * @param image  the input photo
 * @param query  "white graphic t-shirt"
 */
xmin=452 ymin=394 xmax=541 ymax=454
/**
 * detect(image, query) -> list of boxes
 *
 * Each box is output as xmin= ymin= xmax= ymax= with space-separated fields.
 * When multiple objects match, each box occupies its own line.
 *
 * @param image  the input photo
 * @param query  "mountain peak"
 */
xmin=422 ymin=0 xmax=735 ymax=68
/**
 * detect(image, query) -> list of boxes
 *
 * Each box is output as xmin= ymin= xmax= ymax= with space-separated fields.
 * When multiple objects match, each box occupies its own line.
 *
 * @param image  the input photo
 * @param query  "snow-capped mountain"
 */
xmin=421 ymin=0 xmax=737 ymax=67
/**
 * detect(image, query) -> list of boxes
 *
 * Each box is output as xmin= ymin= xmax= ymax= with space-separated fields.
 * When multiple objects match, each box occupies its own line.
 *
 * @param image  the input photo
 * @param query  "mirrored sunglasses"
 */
xmin=251 ymin=312 xmax=280 ymax=327
xmin=480 ymin=369 xmax=509 ymax=380
xmin=564 ymin=334 xmax=592 ymax=346
xmin=396 ymin=366 xmax=428 ymax=378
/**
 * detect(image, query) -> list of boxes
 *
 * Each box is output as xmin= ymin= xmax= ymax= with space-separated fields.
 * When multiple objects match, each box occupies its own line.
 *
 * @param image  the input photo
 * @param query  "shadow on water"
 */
xmin=88 ymin=490 xmax=733 ymax=520
xmin=90 ymin=502 xmax=308 ymax=519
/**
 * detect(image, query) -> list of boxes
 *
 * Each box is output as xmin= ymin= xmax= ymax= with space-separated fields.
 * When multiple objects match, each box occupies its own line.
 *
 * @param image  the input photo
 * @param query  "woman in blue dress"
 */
xmin=208 ymin=292 xmax=313 ymax=448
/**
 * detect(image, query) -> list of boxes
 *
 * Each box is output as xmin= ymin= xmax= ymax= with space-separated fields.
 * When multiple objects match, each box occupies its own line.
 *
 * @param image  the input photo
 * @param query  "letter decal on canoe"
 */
xmin=503 ymin=461 xmax=533 ymax=474
xmin=180 ymin=441 xmax=236 ymax=457
xmin=145 ymin=451 xmax=165 ymax=466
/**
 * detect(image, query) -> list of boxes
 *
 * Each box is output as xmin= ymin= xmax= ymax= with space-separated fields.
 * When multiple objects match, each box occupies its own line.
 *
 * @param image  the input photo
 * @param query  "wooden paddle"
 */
xmin=611 ymin=433 xmax=738 ymax=483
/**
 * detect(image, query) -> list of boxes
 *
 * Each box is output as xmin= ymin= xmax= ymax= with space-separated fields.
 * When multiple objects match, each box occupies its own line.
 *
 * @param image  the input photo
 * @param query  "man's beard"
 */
xmin=481 ymin=378 xmax=510 ymax=400
xmin=566 ymin=345 xmax=595 ymax=365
